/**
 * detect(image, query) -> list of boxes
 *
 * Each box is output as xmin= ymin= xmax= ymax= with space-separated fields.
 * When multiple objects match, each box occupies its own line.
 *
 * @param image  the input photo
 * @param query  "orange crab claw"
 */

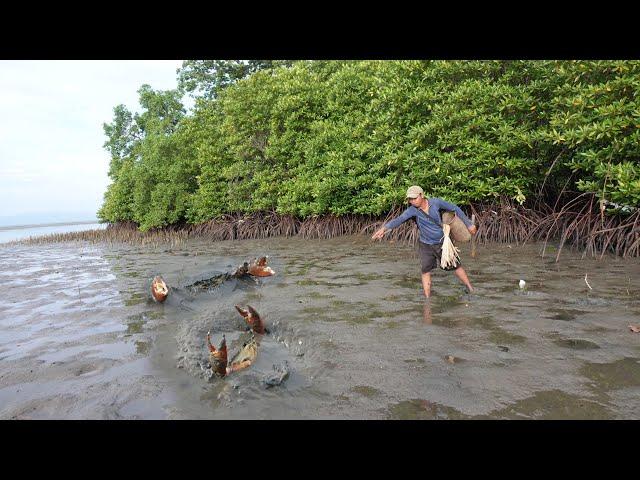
xmin=151 ymin=276 xmax=169 ymax=303
xmin=226 ymin=334 xmax=258 ymax=375
xmin=226 ymin=359 xmax=253 ymax=375
xmin=235 ymin=305 xmax=250 ymax=318
xmin=206 ymin=332 xmax=228 ymax=377
xmin=248 ymin=267 xmax=275 ymax=276
xmin=235 ymin=304 xmax=265 ymax=334
xmin=206 ymin=331 xmax=216 ymax=353
xmin=247 ymin=305 xmax=261 ymax=318
xmin=248 ymin=257 xmax=275 ymax=277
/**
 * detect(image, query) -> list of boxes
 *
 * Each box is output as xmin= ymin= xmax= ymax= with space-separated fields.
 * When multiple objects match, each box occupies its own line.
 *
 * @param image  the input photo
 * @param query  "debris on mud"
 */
xmin=263 ymin=361 xmax=290 ymax=388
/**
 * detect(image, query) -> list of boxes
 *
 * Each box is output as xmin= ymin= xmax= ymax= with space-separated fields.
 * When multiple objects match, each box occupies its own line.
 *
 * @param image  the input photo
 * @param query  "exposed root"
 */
xmin=14 ymin=194 xmax=640 ymax=260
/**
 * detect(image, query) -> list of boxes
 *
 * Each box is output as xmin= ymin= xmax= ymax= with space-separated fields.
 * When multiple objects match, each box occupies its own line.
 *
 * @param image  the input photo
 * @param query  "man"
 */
xmin=371 ymin=185 xmax=477 ymax=298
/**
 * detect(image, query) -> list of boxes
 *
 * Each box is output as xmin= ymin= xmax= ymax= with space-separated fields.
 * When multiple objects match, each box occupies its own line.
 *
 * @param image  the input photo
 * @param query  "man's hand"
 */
xmin=371 ymin=227 xmax=387 ymax=240
xmin=468 ymin=225 xmax=477 ymax=235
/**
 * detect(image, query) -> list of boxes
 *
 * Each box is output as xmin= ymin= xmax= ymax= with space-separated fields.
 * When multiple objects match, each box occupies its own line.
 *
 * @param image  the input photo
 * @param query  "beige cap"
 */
xmin=406 ymin=185 xmax=424 ymax=199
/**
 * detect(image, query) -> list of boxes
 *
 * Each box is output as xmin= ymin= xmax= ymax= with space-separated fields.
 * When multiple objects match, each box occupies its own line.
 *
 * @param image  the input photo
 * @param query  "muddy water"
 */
xmin=1 ymin=236 xmax=639 ymax=419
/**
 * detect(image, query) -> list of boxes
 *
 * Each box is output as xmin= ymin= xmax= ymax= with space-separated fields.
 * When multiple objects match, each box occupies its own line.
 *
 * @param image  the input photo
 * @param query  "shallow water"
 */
xmin=1 ymin=236 xmax=639 ymax=419
xmin=0 ymin=223 xmax=105 ymax=244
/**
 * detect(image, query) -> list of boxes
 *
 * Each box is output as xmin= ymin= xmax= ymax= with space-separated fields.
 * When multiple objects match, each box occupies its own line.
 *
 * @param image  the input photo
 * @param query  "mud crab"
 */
xmin=231 ymin=256 xmax=275 ymax=278
xmin=187 ymin=256 xmax=275 ymax=294
xmin=206 ymin=331 xmax=260 ymax=377
xmin=151 ymin=276 xmax=169 ymax=303
xmin=226 ymin=333 xmax=259 ymax=375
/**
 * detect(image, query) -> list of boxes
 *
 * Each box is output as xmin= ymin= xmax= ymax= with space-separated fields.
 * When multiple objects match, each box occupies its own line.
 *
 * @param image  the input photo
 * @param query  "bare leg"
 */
xmin=421 ymin=272 xmax=432 ymax=298
xmin=453 ymin=267 xmax=474 ymax=292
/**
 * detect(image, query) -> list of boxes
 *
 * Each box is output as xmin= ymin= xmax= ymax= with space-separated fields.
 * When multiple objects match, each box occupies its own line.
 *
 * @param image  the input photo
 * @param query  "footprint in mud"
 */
xmin=554 ymin=338 xmax=600 ymax=350
xmin=568 ymin=296 xmax=615 ymax=307
xmin=74 ymin=363 xmax=100 ymax=376
xmin=385 ymin=398 xmax=468 ymax=420
xmin=351 ymin=385 xmax=382 ymax=398
xmin=545 ymin=308 xmax=587 ymax=321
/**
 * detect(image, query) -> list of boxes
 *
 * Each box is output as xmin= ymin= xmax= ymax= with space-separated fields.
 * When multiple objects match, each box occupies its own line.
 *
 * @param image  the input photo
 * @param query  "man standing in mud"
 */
xmin=371 ymin=186 xmax=477 ymax=298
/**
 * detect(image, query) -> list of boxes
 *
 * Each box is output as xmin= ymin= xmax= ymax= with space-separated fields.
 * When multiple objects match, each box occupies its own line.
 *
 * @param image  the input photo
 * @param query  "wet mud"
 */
xmin=1 ymin=236 xmax=639 ymax=419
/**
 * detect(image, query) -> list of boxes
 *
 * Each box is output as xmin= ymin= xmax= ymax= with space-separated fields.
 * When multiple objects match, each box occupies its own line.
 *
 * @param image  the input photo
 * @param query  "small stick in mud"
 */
xmin=584 ymin=273 xmax=593 ymax=291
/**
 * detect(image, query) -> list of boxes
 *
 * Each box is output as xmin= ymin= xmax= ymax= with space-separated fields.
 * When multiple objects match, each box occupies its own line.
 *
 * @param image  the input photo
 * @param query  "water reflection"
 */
xmin=422 ymin=301 xmax=432 ymax=325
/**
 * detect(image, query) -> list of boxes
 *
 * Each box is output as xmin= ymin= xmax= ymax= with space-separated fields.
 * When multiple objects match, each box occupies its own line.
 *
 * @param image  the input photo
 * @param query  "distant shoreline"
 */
xmin=0 ymin=220 xmax=102 ymax=232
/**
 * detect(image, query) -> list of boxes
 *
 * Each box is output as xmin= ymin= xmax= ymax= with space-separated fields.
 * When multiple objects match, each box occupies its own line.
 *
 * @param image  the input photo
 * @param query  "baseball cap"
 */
xmin=406 ymin=185 xmax=424 ymax=199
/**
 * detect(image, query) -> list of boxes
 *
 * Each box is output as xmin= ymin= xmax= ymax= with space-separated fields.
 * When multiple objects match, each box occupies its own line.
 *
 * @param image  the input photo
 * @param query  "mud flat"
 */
xmin=1 ymin=236 xmax=639 ymax=419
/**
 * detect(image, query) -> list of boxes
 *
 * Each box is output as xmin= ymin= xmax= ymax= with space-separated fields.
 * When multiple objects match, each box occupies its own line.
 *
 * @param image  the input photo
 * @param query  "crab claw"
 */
xmin=248 ymin=257 xmax=275 ymax=277
xmin=226 ymin=359 xmax=252 ymax=375
xmin=235 ymin=305 xmax=250 ymax=318
xmin=151 ymin=276 xmax=169 ymax=303
xmin=206 ymin=331 xmax=216 ymax=353
xmin=235 ymin=304 xmax=265 ymax=334
xmin=247 ymin=305 xmax=261 ymax=319
xmin=226 ymin=334 xmax=258 ymax=375
xmin=207 ymin=333 xmax=228 ymax=377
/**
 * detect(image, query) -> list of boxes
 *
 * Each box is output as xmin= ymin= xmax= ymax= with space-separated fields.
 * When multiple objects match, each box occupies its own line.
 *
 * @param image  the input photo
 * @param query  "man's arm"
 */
xmin=437 ymin=198 xmax=477 ymax=234
xmin=371 ymin=207 xmax=416 ymax=240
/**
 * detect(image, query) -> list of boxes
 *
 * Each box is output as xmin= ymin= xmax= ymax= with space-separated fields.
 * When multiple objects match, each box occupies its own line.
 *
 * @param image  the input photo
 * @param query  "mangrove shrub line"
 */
xmin=97 ymin=60 xmax=640 ymax=254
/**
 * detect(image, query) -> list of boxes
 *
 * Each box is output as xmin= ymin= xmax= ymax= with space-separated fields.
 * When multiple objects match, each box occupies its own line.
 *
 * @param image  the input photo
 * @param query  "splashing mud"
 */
xmin=1 ymin=236 xmax=639 ymax=419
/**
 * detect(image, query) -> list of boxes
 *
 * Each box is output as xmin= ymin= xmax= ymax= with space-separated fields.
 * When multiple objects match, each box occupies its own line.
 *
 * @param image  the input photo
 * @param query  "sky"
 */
xmin=0 ymin=60 xmax=188 ymax=224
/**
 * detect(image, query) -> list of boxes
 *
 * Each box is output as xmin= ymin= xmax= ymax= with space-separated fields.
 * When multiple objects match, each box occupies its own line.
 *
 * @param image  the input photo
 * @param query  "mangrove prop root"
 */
xmin=15 ymin=195 xmax=640 ymax=260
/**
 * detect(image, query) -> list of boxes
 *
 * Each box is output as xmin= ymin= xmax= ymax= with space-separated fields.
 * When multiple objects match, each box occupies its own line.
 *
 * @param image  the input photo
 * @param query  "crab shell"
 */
xmin=226 ymin=334 xmax=258 ymax=375
xmin=151 ymin=276 xmax=169 ymax=303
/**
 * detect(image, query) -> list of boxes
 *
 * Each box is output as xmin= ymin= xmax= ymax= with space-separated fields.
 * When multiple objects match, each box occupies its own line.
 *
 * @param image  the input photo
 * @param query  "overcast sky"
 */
xmin=0 ymin=60 xmax=186 ymax=221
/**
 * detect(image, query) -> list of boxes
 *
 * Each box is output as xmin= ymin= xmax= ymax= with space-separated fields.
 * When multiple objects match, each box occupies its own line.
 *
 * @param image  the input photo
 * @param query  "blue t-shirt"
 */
xmin=384 ymin=197 xmax=473 ymax=245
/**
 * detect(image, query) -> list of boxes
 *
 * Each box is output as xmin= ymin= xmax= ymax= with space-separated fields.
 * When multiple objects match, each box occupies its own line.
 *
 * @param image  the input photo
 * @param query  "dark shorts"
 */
xmin=418 ymin=241 xmax=461 ymax=273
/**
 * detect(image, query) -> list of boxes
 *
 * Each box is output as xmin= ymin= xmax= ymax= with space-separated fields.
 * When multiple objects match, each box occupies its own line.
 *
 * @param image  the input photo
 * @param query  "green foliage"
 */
xmin=177 ymin=60 xmax=294 ymax=99
xmin=99 ymin=85 xmax=196 ymax=230
xmin=540 ymin=61 xmax=640 ymax=207
xmin=100 ymin=60 xmax=640 ymax=229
